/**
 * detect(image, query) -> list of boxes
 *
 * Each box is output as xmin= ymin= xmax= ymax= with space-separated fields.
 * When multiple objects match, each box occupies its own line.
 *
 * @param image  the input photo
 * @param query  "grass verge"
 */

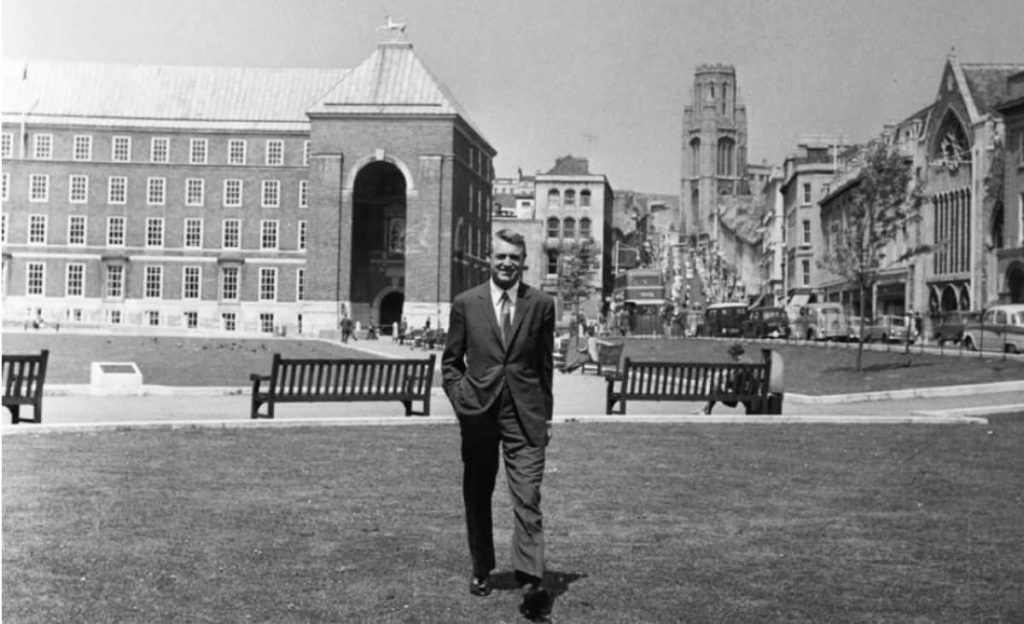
xmin=4 ymin=419 xmax=1023 ymax=622
xmin=3 ymin=332 xmax=1023 ymax=394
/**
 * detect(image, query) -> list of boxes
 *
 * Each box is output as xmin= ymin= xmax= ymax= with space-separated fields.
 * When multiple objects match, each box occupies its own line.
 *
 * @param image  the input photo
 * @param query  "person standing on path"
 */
xmin=442 ymin=228 xmax=555 ymax=621
xmin=340 ymin=315 xmax=354 ymax=343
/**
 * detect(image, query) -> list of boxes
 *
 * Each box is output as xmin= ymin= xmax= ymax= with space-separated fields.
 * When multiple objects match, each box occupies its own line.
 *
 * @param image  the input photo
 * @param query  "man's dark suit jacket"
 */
xmin=442 ymin=281 xmax=556 ymax=447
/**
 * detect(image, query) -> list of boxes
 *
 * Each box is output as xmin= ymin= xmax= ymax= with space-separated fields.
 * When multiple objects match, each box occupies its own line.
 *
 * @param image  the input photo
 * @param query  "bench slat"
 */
xmin=251 ymin=354 xmax=435 ymax=418
xmin=3 ymin=350 xmax=49 ymax=424
xmin=606 ymin=352 xmax=782 ymax=415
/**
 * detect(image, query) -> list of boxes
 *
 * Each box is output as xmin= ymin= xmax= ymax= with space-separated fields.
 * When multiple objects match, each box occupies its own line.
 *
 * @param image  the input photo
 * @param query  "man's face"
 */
xmin=490 ymin=238 xmax=525 ymax=290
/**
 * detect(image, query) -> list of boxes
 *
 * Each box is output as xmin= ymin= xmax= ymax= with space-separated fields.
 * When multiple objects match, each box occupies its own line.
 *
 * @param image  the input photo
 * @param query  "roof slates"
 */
xmin=2 ymin=60 xmax=348 ymax=122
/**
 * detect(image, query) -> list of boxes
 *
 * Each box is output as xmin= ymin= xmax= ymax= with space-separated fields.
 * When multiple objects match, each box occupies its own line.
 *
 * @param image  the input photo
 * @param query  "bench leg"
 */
xmin=8 ymin=405 xmax=19 ymax=425
xmin=402 ymin=400 xmax=412 ymax=416
xmin=250 ymin=396 xmax=274 ymax=419
xmin=606 ymin=394 xmax=625 ymax=415
xmin=765 ymin=393 xmax=784 ymax=415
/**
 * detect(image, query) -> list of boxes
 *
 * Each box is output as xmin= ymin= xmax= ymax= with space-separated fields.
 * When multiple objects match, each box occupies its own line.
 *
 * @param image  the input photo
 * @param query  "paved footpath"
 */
xmin=4 ymin=338 xmax=1022 ymax=433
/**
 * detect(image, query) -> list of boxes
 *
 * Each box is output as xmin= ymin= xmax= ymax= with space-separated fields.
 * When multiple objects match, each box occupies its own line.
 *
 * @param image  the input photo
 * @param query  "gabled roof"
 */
xmin=307 ymin=41 xmax=491 ymax=150
xmin=960 ymin=63 xmax=1024 ymax=116
xmin=2 ymin=60 xmax=348 ymax=123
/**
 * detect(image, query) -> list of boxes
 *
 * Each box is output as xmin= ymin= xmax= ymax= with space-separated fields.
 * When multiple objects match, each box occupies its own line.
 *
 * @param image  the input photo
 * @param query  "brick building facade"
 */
xmin=1 ymin=40 xmax=494 ymax=335
xmin=493 ymin=157 xmax=615 ymax=324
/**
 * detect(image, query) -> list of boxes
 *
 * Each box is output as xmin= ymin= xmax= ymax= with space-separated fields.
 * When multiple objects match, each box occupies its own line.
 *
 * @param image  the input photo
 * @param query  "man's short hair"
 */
xmin=492 ymin=229 xmax=526 ymax=256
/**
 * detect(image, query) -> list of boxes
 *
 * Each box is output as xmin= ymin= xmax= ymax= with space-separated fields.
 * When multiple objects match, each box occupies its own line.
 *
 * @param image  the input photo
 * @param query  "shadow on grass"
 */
xmin=490 ymin=569 xmax=587 ymax=598
xmin=825 ymin=359 xmax=941 ymax=373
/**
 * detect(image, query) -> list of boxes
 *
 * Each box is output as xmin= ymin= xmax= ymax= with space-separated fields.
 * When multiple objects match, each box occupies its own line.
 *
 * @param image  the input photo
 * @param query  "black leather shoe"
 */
xmin=519 ymin=584 xmax=551 ymax=621
xmin=469 ymin=575 xmax=492 ymax=597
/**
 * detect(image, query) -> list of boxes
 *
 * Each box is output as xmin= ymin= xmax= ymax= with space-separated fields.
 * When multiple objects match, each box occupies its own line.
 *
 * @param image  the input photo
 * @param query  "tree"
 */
xmin=555 ymin=238 xmax=600 ymax=335
xmin=819 ymin=141 xmax=926 ymax=370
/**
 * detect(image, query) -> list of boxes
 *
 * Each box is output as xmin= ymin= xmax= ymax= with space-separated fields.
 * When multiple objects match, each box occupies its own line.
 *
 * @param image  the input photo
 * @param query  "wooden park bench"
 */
xmin=605 ymin=349 xmax=784 ymax=415
xmin=250 ymin=354 xmax=435 ymax=419
xmin=409 ymin=329 xmax=445 ymax=351
xmin=3 ymin=350 xmax=50 ymax=424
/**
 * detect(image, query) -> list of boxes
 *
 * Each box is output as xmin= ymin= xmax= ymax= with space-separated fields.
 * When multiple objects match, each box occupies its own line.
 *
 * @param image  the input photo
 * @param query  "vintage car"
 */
xmin=933 ymin=310 xmax=982 ymax=346
xmin=846 ymin=315 xmax=868 ymax=342
xmin=698 ymin=302 xmax=749 ymax=338
xmin=790 ymin=303 xmax=848 ymax=341
xmin=741 ymin=306 xmax=791 ymax=339
xmin=864 ymin=314 xmax=919 ymax=344
xmin=960 ymin=304 xmax=1024 ymax=353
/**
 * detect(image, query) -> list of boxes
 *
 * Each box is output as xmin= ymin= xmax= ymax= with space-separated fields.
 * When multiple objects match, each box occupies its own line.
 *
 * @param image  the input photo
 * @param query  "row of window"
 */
xmin=688 ymin=137 xmax=737 ymax=177
xmin=545 ymin=188 xmax=592 ymax=207
xmin=100 ymin=310 xmax=281 ymax=332
xmin=801 ymin=182 xmax=831 ymax=205
xmin=6 ymin=214 xmax=305 ymax=251
xmin=22 ymin=262 xmax=304 ymax=302
xmin=2 ymin=133 xmax=310 ymax=167
xmin=4 ymin=173 xmax=308 ymax=208
xmin=89 ymin=310 xmax=282 ymax=332
xmin=545 ymin=217 xmax=593 ymax=239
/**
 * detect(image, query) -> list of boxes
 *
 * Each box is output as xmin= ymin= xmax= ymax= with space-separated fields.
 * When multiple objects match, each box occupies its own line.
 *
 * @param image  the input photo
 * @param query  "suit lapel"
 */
xmin=507 ymin=283 xmax=531 ymax=349
xmin=476 ymin=284 xmax=504 ymax=347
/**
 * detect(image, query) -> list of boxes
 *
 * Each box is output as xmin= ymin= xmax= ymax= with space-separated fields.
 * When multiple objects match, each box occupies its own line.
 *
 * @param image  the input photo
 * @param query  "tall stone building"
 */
xmin=680 ymin=64 xmax=749 ymax=238
xmin=492 ymin=157 xmax=615 ymax=323
xmin=995 ymin=70 xmax=1024 ymax=303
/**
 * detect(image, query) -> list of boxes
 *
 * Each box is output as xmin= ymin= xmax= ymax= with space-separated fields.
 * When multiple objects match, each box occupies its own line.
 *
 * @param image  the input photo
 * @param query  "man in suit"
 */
xmin=442 ymin=228 xmax=555 ymax=621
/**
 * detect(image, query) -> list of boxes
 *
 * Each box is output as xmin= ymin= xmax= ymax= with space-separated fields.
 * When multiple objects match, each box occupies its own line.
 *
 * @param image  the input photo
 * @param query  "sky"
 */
xmin=3 ymin=0 xmax=1023 ymax=194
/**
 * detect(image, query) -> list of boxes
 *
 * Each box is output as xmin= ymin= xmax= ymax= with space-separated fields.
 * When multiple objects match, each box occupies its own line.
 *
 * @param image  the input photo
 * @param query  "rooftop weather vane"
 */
xmin=377 ymin=9 xmax=408 ymax=42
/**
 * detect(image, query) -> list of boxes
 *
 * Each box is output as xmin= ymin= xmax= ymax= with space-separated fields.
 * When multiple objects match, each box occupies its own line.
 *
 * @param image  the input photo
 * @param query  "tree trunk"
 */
xmin=857 ymin=285 xmax=866 ymax=372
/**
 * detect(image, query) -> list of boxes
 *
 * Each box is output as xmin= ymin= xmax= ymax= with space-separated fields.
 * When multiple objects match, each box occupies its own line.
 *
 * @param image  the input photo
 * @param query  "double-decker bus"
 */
xmin=611 ymin=269 xmax=666 ymax=335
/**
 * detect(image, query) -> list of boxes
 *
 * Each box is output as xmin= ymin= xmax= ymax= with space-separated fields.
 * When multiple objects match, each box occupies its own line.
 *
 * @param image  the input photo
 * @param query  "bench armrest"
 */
xmin=250 ymin=373 xmax=271 ymax=396
xmin=603 ymin=370 xmax=623 ymax=382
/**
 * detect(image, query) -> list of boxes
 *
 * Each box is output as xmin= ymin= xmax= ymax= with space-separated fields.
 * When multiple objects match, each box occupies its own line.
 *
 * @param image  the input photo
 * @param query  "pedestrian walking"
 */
xmin=340 ymin=316 xmax=354 ymax=343
xmin=442 ymin=228 xmax=555 ymax=621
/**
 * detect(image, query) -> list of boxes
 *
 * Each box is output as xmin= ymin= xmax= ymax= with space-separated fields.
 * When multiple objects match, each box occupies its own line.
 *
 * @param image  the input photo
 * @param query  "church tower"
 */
xmin=680 ymin=64 xmax=748 ymax=237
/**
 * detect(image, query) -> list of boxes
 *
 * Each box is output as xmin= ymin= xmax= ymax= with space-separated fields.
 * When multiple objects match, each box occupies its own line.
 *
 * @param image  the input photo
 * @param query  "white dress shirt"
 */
xmin=490 ymin=280 xmax=519 ymax=325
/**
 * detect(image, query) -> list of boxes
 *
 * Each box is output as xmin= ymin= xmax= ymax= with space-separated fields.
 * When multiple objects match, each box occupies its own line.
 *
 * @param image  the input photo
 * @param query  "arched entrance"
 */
xmin=940 ymin=284 xmax=959 ymax=312
xmin=378 ymin=290 xmax=404 ymax=334
xmin=351 ymin=161 xmax=406 ymax=325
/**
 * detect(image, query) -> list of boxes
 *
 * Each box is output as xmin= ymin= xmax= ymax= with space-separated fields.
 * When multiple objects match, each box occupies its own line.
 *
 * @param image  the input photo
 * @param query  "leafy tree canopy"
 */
xmin=819 ymin=141 xmax=926 ymax=289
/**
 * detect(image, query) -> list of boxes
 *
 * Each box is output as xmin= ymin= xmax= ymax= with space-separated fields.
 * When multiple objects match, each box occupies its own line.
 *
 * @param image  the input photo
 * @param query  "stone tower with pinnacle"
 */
xmin=680 ymin=64 xmax=748 ymax=238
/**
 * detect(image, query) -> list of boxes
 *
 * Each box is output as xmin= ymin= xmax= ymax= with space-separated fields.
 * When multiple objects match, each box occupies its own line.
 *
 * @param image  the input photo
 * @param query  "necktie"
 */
xmin=500 ymin=291 xmax=512 ymax=347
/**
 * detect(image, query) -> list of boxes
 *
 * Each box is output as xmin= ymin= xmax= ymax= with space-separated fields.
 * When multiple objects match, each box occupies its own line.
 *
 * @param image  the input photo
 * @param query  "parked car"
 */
xmin=933 ymin=310 xmax=982 ymax=346
xmin=960 ymin=304 xmax=1024 ymax=353
xmin=864 ymin=314 xmax=918 ymax=344
xmin=790 ymin=302 xmax=848 ymax=341
xmin=742 ymin=306 xmax=791 ymax=339
xmin=698 ymin=302 xmax=749 ymax=337
xmin=846 ymin=315 xmax=868 ymax=342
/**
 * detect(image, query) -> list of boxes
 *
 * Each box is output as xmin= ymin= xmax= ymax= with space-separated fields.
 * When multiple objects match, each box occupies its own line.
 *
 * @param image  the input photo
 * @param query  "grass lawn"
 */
xmin=1 ymin=333 xmax=387 ymax=387
xmin=622 ymin=338 xmax=1024 ymax=395
xmin=4 ymin=419 xmax=1023 ymax=622
xmin=4 ymin=332 xmax=1023 ymax=394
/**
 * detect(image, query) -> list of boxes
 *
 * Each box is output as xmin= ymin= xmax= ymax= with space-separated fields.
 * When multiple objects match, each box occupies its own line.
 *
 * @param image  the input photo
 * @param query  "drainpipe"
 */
xmin=437 ymin=155 xmax=445 ymax=329
xmin=336 ymin=153 xmax=345 ymax=329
